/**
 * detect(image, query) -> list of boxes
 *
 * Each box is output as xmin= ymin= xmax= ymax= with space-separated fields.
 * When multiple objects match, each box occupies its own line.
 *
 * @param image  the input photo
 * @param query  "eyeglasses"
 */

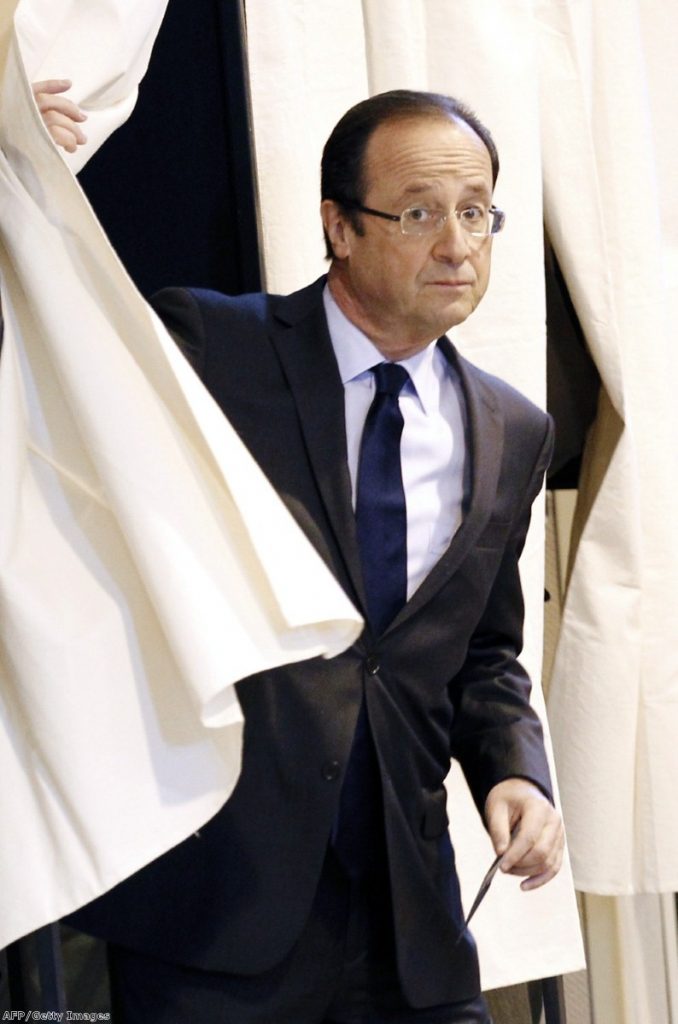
xmin=339 ymin=199 xmax=505 ymax=240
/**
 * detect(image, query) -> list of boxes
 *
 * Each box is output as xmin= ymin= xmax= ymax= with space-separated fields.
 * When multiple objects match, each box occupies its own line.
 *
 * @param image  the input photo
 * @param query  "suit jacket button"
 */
xmin=365 ymin=655 xmax=380 ymax=675
xmin=321 ymin=760 xmax=341 ymax=782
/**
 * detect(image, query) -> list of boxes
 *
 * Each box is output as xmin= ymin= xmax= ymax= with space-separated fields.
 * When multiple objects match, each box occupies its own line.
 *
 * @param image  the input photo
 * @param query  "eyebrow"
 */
xmin=460 ymin=182 xmax=493 ymax=199
xmin=401 ymin=183 xmax=441 ymax=198
xmin=400 ymin=181 xmax=492 ymax=202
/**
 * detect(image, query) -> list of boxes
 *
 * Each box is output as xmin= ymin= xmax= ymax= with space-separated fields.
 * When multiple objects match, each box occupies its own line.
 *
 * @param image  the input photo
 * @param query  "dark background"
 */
xmin=78 ymin=0 xmax=262 ymax=299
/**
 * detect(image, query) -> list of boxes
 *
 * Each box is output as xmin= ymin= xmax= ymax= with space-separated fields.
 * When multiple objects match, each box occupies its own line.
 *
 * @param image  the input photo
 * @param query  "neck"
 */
xmin=327 ymin=265 xmax=432 ymax=361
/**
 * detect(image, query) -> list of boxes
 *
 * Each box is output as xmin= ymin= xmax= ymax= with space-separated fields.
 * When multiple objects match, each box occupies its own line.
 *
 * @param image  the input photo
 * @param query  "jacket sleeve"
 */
xmin=449 ymin=413 xmax=555 ymax=818
xmin=150 ymin=286 xmax=208 ymax=374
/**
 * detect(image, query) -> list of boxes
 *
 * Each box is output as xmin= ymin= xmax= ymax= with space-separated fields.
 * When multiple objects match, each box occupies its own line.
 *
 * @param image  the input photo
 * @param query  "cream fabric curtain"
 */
xmin=245 ymin=0 xmax=585 ymax=990
xmin=583 ymin=892 xmax=678 ymax=1024
xmin=542 ymin=0 xmax=678 ymax=897
xmin=540 ymin=6 xmax=678 ymax=1016
xmin=0 ymin=0 xmax=362 ymax=949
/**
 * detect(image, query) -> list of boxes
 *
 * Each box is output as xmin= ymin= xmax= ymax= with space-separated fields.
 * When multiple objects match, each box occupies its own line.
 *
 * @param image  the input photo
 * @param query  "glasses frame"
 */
xmin=339 ymin=198 xmax=506 ymax=239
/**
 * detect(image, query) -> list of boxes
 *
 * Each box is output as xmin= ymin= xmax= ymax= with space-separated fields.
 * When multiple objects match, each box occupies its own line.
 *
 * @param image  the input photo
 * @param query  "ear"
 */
xmin=321 ymin=199 xmax=353 ymax=260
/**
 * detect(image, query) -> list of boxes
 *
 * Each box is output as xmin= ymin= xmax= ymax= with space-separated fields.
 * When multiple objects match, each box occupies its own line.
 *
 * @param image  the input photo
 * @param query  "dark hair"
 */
xmin=320 ymin=89 xmax=499 ymax=259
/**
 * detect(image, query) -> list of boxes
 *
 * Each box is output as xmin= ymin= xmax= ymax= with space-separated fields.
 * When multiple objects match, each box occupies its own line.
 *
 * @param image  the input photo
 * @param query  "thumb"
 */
xmin=485 ymin=793 xmax=512 ymax=857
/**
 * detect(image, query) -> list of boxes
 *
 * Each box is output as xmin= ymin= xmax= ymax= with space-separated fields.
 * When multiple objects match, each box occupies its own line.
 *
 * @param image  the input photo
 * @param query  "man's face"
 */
xmin=323 ymin=115 xmax=495 ymax=360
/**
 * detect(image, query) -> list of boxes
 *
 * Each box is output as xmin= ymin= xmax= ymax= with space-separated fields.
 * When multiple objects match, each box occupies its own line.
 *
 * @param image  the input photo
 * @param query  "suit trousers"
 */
xmin=107 ymin=846 xmax=492 ymax=1024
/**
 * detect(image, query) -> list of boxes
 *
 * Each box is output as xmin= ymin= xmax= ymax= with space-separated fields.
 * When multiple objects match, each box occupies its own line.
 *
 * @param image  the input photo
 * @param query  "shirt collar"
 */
xmin=323 ymin=284 xmax=439 ymax=414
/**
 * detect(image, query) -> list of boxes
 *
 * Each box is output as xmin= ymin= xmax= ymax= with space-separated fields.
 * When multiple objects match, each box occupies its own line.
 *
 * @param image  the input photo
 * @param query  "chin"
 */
xmin=443 ymin=300 xmax=477 ymax=329
xmin=433 ymin=313 xmax=466 ymax=336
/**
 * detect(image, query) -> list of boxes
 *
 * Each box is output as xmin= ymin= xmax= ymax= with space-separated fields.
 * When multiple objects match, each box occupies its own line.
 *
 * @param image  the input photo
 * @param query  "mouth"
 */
xmin=428 ymin=280 xmax=473 ymax=289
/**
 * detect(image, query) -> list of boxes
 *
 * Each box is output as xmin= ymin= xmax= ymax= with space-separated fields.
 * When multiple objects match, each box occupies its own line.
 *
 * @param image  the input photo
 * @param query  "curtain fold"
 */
xmin=0 ymin=0 xmax=362 ymax=949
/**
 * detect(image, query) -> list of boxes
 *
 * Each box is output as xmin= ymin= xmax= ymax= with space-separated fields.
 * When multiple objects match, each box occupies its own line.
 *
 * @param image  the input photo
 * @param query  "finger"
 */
xmin=48 ymin=126 xmax=80 ymax=153
xmin=34 ymin=94 xmax=87 ymax=123
xmin=485 ymin=799 xmax=513 ymax=858
xmin=42 ymin=111 xmax=88 ymax=147
xmin=45 ymin=121 xmax=88 ymax=149
xmin=32 ymin=78 xmax=72 ymax=96
xmin=43 ymin=124 xmax=82 ymax=153
xmin=520 ymin=833 xmax=564 ymax=889
xmin=499 ymin=822 xmax=544 ymax=871
xmin=506 ymin=848 xmax=562 ymax=879
xmin=500 ymin=807 xmax=560 ymax=872
xmin=520 ymin=861 xmax=561 ymax=891
xmin=503 ymin=817 xmax=564 ymax=878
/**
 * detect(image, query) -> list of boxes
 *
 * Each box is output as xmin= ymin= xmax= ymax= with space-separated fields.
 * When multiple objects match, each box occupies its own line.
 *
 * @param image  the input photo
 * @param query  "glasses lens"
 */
xmin=489 ymin=207 xmax=505 ymax=234
xmin=399 ymin=205 xmax=504 ymax=239
xmin=460 ymin=206 xmax=490 ymax=236
xmin=400 ymin=207 xmax=443 ymax=236
xmin=465 ymin=207 xmax=505 ymax=238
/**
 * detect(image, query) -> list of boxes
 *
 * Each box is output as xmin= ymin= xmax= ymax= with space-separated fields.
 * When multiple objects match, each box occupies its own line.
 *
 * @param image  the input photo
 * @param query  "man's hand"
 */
xmin=32 ymin=80 xmax=87 ymax=153
xmin=484 ymin=777 xmax=564 ymax=891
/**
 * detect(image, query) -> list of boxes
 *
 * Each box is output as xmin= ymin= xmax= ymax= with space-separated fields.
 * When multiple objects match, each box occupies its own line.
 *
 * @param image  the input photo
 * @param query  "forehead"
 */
xmin=362 ymin=115 xmax=493 ymax=200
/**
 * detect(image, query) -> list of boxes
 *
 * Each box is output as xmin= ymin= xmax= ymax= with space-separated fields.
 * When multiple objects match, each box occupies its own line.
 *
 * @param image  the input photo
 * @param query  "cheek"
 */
xmin=373 ymin=249 xmax=420 ymax=296
xmin=476 ymin=251 xmax=492 ymax=291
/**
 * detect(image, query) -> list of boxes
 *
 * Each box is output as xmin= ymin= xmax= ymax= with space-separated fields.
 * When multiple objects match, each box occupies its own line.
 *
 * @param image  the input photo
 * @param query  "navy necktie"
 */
xmin=356 ymin=361 xmax=410 ymax=636
xmin=332 ymin=362 xmax=409 ymax=876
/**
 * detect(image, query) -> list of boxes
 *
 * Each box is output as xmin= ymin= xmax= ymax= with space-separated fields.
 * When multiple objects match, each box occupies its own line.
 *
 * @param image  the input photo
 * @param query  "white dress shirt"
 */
xmin=323 ymin=285 xmax=468 ymax=599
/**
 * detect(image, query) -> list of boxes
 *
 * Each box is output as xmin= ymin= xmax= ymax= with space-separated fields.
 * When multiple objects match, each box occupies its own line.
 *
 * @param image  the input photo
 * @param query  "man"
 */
xmin=44 ymin=88 xmax=563 ymax=1023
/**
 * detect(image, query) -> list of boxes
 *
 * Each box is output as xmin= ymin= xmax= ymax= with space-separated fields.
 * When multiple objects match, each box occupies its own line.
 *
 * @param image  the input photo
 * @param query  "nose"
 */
xmin=431 ymin=213 xmax=472 ymax=264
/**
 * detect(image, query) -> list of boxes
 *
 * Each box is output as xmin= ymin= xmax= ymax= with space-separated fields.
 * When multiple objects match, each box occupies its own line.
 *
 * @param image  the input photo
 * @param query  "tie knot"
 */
xmin=372 ymin=362 xmax=409 ymax=398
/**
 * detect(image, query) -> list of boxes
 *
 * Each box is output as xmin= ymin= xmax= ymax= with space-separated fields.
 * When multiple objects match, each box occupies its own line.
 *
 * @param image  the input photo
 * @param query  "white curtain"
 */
xmin=245 ymin=0 xmax=585 ymax=991
xmin=582 ymin=892 xmax=678 ymax=1023
xmin=540 ymin=4 xmax=678 ymax=1015
xmin=540 ymin=2 xmax=678 ymax=1007
xmin=542 ymin=0 xmax=678 ymax=899
xmin=0 ymin=0 xmax=362 ymax=949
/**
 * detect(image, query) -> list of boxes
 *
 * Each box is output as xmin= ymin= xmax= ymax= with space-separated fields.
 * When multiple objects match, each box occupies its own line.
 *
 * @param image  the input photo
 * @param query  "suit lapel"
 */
xmin=268 ymin=284 xmax=505 ymax=637
xmin=268 ymin=280 xmax=368 ymax=613
xmin=385 ymin=336 xmax=505 ymax=632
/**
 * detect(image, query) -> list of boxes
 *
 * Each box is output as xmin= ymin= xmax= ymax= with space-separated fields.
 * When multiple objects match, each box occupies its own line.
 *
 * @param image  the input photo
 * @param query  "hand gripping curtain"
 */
xmin=0 ymin=0 xmax=362 ymax=950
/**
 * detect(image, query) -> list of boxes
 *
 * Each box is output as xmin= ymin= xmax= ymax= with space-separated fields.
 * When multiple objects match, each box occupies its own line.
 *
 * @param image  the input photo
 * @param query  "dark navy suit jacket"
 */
xmin=69 ymin=276 xmax=553 ymax=1008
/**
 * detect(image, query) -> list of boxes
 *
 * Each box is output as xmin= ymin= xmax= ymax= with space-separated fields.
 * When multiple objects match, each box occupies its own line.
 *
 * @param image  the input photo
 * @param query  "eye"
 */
xmin=406 ymin=205 xmax=437 ymax=224
xmin=458 ymin=204 xmax=487 ymax=225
